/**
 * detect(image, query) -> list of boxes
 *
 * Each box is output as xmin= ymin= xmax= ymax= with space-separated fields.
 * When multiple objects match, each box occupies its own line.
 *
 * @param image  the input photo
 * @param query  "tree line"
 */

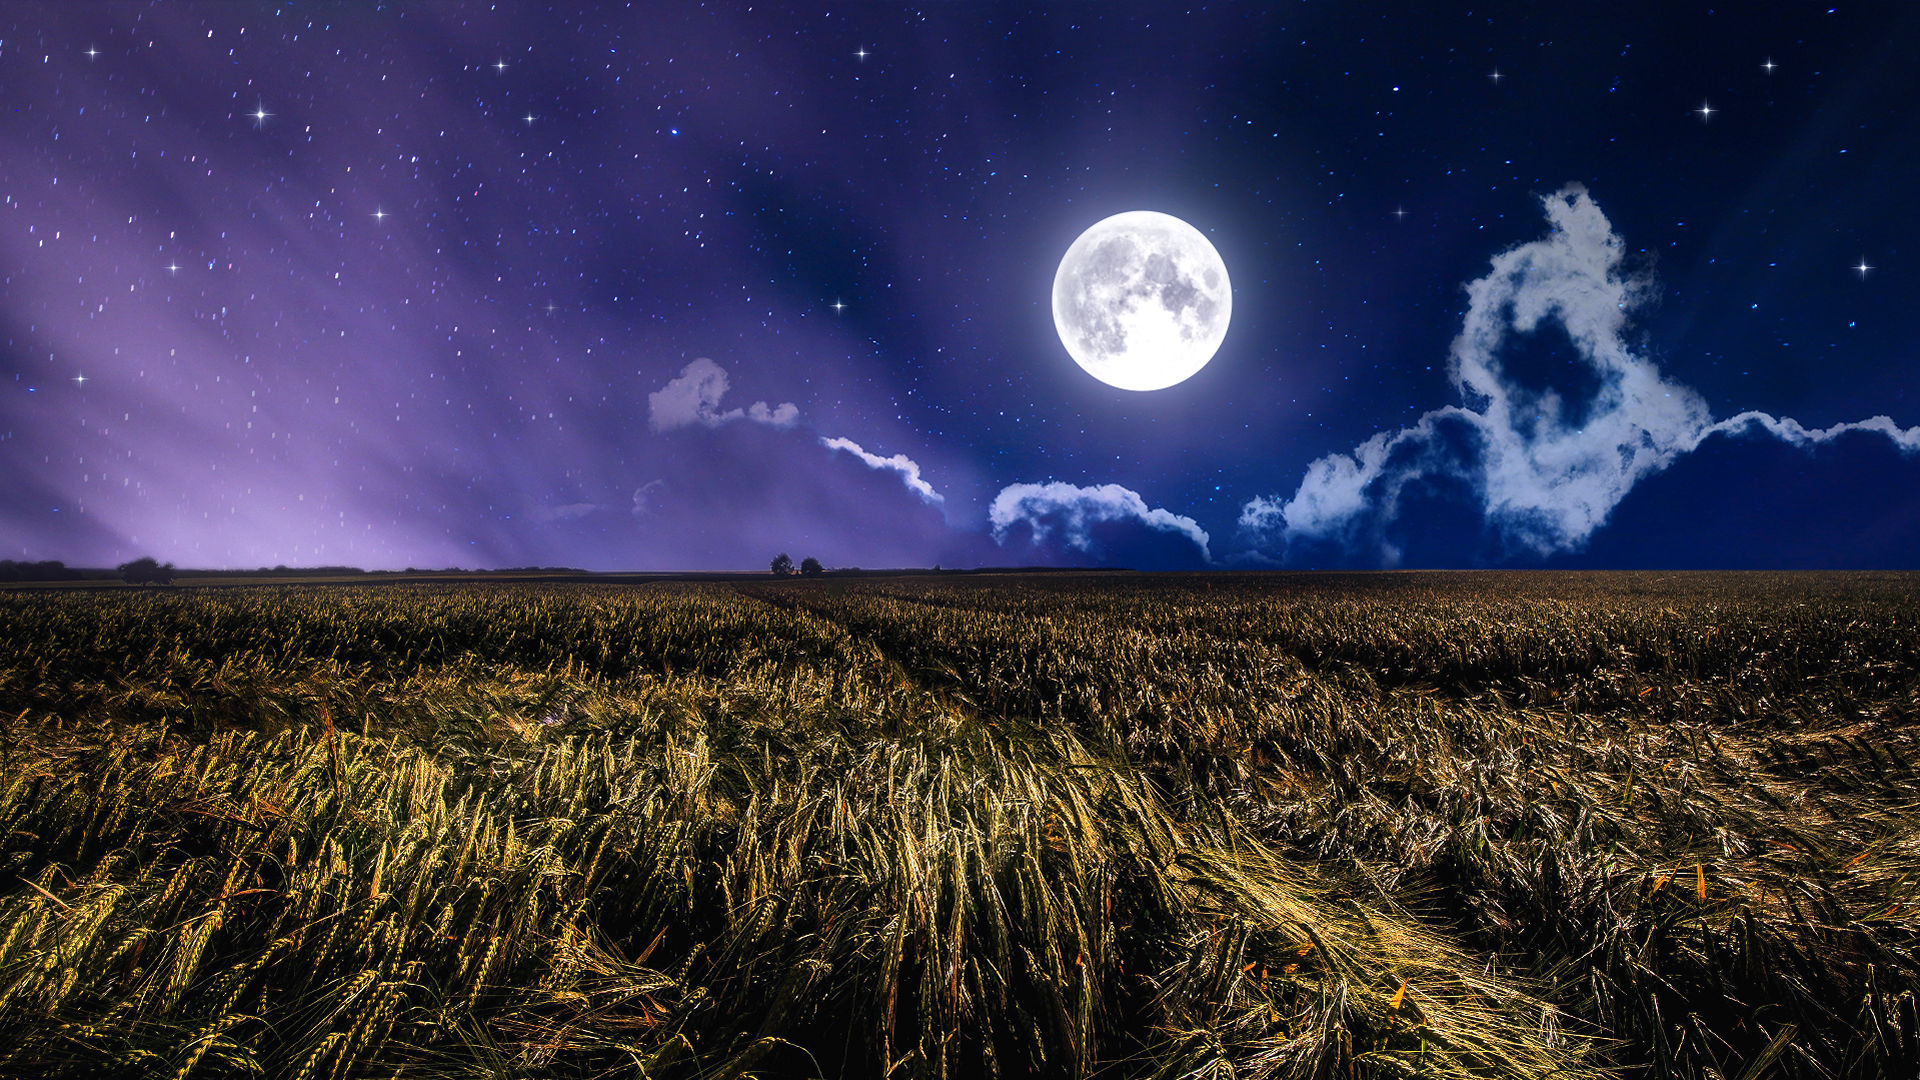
xmin=0 ymin=560 xmax=83 ymax=582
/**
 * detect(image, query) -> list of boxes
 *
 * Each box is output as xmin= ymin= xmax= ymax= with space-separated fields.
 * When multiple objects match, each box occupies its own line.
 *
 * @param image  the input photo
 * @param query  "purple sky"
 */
xmin=4 ymin=4 xmax=1917 ymax=570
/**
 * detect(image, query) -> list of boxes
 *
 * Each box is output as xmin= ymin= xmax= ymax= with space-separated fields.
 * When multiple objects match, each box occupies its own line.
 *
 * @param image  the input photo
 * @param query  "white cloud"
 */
xmin=647 ymin=357 xmax=798 ymax=432
xmin=527 ymin=501 xmax=601 ymax=524
xmin=991 ymin=481 xmax=1210 ymax=560
xmin=631 ymin=479 xmax=668 ymax=517
xmin=820 ymin=436 xmax=944 ymax=503
xmin=1240 ymin=184 xmax=1920 ymax=558
xmin=1704 ymin=410 xmax=1920 ymax=451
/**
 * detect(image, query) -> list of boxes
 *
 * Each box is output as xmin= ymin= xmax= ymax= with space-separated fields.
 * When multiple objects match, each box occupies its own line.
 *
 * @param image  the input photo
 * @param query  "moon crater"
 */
xmin=1052 ymin=211 xmax=1231 ymax=391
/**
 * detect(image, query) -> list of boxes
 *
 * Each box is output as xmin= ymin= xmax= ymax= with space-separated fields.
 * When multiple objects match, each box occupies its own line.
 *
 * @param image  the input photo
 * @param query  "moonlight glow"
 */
xmin=1051 ymin=211 xmax=1232 ymax=391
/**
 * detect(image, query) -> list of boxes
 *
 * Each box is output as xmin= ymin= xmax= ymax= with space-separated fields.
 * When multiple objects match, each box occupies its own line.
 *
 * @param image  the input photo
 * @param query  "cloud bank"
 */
xmin=1242 ymin=184 xmax=1920 ymax=561
xmin=648 ymin=358 xmax=799 ymax=432
xmin=992 ymin=481 xmax=1211 ymax=564
xmin=821 ymin=436 xmax=943 ymax=504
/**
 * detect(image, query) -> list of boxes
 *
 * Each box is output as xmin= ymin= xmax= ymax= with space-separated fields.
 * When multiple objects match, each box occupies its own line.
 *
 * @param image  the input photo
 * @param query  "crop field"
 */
xmin=1 ymin=572 xmax=1916 ymax=1079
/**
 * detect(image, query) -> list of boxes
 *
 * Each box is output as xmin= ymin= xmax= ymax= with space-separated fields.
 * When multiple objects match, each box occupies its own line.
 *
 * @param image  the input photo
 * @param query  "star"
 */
xmin=494 ymin=60 xmax=509 ymax=73
xmin=831 ymin=299 xmax=846 ymax=313
xmin=85 ymin=46 xmax=99 ymax=60
xmin=523 ymin=113 xmax=536 ymax=125
xmin=1489 ymin=68 xmax=1503 ymax=84
xmin=854 ymin=47 xmax=869 ymax=62
xmin=1762 ymin=57 xmax=1777 ymax=74
xmin=372 ymin=208 xmax=388 ymax=222
xmin=249 ymin=101 xmax=272 ymax=127
xmin=1391 ymin=205 xmax=1409 ymax=221
xmin=545 ymin=300 xmax=558 ymax=314
xmin=1695 ymin=100 xmax=1716 ymax=122
xmin=73 ymin=373 xmax=86 ymax=387
xmin=1854 ymin=257 xmax=1874 ymax=279
xmin=165 ymin=262 xmax=182 ymax=274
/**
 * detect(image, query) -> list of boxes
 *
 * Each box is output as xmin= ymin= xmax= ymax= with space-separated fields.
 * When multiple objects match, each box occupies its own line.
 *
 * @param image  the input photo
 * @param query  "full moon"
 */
xmin=1052 ymin=211 xmax=1232 ymax=391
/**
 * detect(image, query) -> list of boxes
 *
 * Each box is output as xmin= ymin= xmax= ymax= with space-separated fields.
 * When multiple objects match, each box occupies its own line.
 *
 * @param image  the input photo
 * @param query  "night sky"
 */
xmin=4 ymin=3 xmax=1917 ymax=572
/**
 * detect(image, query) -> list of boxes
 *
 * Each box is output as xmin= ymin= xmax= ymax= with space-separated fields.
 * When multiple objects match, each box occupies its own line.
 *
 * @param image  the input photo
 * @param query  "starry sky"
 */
xmin=4 ymin=2 xmax=1918 ymax=572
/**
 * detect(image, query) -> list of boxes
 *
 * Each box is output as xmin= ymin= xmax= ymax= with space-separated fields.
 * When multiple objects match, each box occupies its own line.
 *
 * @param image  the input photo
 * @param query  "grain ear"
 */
xmin=1 ymin=573 xmax=1910 ymax=1080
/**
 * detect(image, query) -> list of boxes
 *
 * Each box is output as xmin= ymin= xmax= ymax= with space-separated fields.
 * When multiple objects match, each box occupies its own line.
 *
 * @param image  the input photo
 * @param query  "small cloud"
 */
xmin=990 ymin=481 xmax=1210 ymax=564
xmin=632 ymin=479 xmax=668 ymax=517
xmin=1705 ymin=410 xmax=1920 ymax=452
xmin=821 ymin=436 xmax=943 ymax=504
xmin=747 ymin=400 xmax=800 ymax=426
xmin=527 ymin=501 xmax=601 ymax=524
xmin=647 ymin=357 xmax=798 ymax=432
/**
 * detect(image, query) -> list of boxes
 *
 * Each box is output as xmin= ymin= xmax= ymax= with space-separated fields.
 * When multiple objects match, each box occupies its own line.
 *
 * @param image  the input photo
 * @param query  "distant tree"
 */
xmin=770 ymin=552 xmax=795 ymax=576
xmin=0 ymin=560 xmax=79 ymax=582
xmin=117 ymin=556 xmax=175 ymax=585
xmin=800 ymin=556 xmax=824 ymax=577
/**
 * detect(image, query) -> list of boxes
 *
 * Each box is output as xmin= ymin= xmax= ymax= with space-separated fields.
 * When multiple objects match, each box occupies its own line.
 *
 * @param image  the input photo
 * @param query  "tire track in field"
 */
xmin=727 ymin=581 xmax=960 ymax=709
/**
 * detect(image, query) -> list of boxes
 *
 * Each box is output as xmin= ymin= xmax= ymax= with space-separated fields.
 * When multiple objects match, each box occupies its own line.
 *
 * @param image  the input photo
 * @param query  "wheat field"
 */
xmin=1 ymin=572 xmax=1915 ymax=1078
